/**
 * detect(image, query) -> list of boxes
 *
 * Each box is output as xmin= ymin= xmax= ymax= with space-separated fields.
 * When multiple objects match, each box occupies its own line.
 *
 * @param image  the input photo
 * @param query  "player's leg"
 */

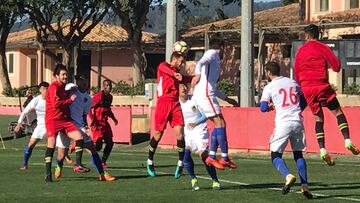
xmin=327 ymin=97 xmax=359 ymax=155
xmin=270 ymin=125 xmax=296 ymax=195
xmin=211 ymin=115 xmax=237 ymax=169
xmin=173 ymin=125 xmax=185 ymax=179
xmin=21 ymin=126 xmax=45 ymax=170
xmin=314 ymin=109 xmax=335 ymax=165
xmin=21 ymin=138 xmax=40 ymax=170
xmin=66 ymin=127 xmax=89 ymax=172
xmin=55 ymin=146 xmax=66 ymax=179
xmin=183 ymin=145 xmax=198 ymax=190
xmin=101 ymin=123 xmax=114 ymax=167
xmin=45 ymin=136 xmax=56 ymax=182
xmin=83 ymin=140 xmax=115 ymax=181
xmin=146 ymin=103 xmax=170 ymax=177
xmin=289 ymin=123 xmax=313 ymax=199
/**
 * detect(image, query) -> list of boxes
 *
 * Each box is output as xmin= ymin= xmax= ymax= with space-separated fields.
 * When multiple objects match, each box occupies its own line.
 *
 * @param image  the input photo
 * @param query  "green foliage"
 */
xmin=217 ymin=79 xmax=235 ymax=96
xmin=2 ymin=86 xmax=39 ymax=97
xmin=111 ymin=80 xmax=147 ymax=96
xmin=282 ymin=0 xmax=299 ymax=5
xmin=90 ymin=86 xmax=99 ymax=95
xmin=344 ymin=83 xmax=360 ymax=95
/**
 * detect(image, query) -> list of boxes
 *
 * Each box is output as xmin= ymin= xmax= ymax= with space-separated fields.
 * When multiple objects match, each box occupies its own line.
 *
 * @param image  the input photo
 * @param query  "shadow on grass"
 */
xmin=131 ymin=133 xmax=150 ymax=145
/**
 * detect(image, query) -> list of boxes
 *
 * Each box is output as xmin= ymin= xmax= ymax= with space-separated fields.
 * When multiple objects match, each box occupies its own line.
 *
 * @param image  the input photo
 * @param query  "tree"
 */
xmin=0 ymin=1 xmax=19 ymax=96
xmin=22 ymin=0 xmax=108 ymax=81
xmin=282 ymin=0 xmax=299 ymax=5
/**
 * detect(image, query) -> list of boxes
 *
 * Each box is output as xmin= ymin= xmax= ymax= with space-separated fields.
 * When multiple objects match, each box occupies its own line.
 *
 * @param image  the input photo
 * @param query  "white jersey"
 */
xmin=180 ymin=97 xmax=207 ymax=136
xmin=260 ymin=76 xmax=303 ymax=125
xmin=193 ymin=49 xmax=226 ymax=100
xmin=18 ymin=95 xmax=45 ymax=126
xmin=70 ymin=90 xmax=92 ymax=127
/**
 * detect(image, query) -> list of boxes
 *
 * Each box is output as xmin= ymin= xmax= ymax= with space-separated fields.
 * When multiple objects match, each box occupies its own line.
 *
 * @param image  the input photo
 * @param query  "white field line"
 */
xmin=28 ymin=162 xmax=360 ymax=202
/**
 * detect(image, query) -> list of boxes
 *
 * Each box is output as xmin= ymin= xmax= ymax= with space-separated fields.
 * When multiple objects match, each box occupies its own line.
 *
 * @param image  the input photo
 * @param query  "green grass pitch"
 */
xmin=1 ymin=115 xmax=360 ymax=202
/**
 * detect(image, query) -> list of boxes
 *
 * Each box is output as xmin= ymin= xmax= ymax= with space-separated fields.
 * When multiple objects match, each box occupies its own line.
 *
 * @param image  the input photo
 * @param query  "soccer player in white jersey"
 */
xmin=179 ymin=84 xmax=224 ymax=191
xmin=190 ymin=41 xmax=239 ymax=169
xmin=55 ymin=75 xmax=115 ymax=181
xmin=260 ymin=62 xmax=312 ymax=199
xmin=16 ymin=82 xmax=49 ymax=170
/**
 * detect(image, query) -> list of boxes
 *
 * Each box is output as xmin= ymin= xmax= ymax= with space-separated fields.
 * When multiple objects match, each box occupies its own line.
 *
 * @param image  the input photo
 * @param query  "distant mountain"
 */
xmin=11 ymin=1 xmax=283 ymax=34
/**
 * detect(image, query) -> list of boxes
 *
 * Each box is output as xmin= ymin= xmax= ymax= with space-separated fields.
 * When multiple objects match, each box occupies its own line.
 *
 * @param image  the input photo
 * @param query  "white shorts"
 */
xmin=30 ymin=125 xmax=46 ymax=140
xmin=270 ymin=121 xmax=306 ymax=153
xmin=185 ymin=130 xmax=209 ymax=153
xmin=55 ymin=126 xmax=93 ymax=149
xmin=193 ymin=95 xmax=221 ymax=118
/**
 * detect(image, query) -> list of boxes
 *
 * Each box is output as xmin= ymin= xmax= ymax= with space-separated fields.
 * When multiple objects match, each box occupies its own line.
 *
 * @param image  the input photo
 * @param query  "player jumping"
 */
xmin=146 ymin=52 xmax=189 ymax=178
xmin=295 ymin=24 xmax=359 ymax=165
xmin=260 ymin=62 xmax=312 ymax=199
xmin=16 ymin=82 xmax=49 ymax=170
xmin=179 ymin=83 xmax=223 ymax=190
xmin=88 ymin=79 xmax=118 ymax=168
xmin=190 ymin=40 xmax=239 ymax=169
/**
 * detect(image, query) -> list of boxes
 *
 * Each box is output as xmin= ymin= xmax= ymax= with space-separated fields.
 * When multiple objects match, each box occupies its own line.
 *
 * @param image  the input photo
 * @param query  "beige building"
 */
xmin=4 ymin=21 xmax=162 ymax=94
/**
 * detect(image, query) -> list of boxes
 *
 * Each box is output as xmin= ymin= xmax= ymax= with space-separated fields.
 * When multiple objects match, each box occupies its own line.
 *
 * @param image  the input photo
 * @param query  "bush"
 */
xmin=89 ymin=86 xmax=99 ymax=95
xmin=2 ymin=85 xmax=39 ymax=97
xmin=112 ymin=80 xmax=132 ymax=95
xmin=343 ymin=83 xmax=360 ymax=95
xmin=133 ymin=80 xmax=145 ymax=95
xmin=217 ymin=79 xmax=235 ymax=96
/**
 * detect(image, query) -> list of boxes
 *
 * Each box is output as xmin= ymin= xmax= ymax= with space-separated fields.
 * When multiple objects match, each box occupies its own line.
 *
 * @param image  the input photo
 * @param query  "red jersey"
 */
xmin=89 ymin=91 xmax=115 ymax=126
xmin=45 ymin=80 xmax=72 ymax=122
xmin=156 ymin=62 xmax=179 ymax=101
xmin=294 ymin=40 xmax=340 ymax=87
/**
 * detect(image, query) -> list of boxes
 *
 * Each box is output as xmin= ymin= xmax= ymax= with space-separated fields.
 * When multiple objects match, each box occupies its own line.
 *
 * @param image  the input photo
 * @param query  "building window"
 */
xmin=8 ymin=53 xmax=14 ymax=74
xmin=350 ymin=0 xmax=359 ymax=8
xmin=320 ymin=0 xmax=329 ymax=11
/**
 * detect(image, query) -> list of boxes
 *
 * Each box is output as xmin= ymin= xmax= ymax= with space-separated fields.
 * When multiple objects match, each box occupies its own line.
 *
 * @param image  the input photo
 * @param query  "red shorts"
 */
xmin=45 ymin=120 xmax=78 ymax=138
xmin=302 ymin=84 xmax=336 ymax=115
xmin=155 ymin=100 xmax=184 ymax=132
xmin=91 ymin=122 xmax=113 ymax=142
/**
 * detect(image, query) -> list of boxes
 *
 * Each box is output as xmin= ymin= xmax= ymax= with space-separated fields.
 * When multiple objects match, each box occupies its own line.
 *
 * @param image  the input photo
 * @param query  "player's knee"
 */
xmin=95 ymin=141 xmax=103 ymax=151
xmin=293 ymin=151 xmax=303 ymax=161
xmin=271 ymin=151 xmax=282 ymax=162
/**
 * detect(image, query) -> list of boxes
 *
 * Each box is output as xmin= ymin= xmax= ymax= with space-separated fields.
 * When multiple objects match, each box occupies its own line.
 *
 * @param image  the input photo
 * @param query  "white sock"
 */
xmin=147 ymin=159 xmax=153 ymax=165
xmin=320 ymin=148 xmax=327 ymax=153
xmin=177 ymin=160 xmax=183 ymax=166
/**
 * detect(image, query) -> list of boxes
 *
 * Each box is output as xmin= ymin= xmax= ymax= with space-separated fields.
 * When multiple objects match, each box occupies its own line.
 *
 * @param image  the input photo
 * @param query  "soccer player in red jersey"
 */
xmin=44 ymin=64 xmax=86 ymax=182
xmin=146 ymin=52 xmax=189 ymax=178
xmin=88 ymin=79 xmax=118 ymax=168
xmin=295 ymin=24 xmax=359 ymax=165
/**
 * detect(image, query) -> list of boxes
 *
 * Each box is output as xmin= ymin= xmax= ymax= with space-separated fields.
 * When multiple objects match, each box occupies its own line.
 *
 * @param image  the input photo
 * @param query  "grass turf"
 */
xmin=0 ymin=116 xmax=360 ymax=202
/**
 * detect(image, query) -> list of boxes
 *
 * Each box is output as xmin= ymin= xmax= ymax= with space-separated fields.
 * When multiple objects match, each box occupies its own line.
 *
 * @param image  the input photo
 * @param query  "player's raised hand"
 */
xmin=187 ymin=122 xmax=197 ymax=130
xmin=14 ymin=123 xmax=22 ymax=133
xmin=70 ymin=94 xmax=77 ymax=101
xmin=174 ymin=73 xmax=183 ymax=81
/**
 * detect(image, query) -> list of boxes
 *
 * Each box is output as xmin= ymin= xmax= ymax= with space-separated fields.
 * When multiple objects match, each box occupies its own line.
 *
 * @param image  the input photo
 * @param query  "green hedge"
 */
xmin=2 ymin=86 xmax=39 ymax=97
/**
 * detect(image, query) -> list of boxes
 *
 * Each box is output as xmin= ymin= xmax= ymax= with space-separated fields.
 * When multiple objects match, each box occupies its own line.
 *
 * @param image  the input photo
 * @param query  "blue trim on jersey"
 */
xmin=260 ymin=101 xmax=269 ymax=112
xmin=195 ymin=112 xmax=207 ymax=125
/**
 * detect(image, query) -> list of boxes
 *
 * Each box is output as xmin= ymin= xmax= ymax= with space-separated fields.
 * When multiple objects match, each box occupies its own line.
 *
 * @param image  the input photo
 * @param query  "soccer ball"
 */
xmin=173 ymin=40 xmax=188 ymax=55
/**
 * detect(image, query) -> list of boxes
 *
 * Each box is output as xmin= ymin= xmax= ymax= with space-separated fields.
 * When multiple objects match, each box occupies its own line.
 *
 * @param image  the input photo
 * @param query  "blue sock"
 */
xmin=183 ymin=149 xmax=196 ymax=179
xmin=216 ymin=128 xmax=229 ymax=161
xmin=202 ymin=159 xmax=218 ymax=182
xmin=23 ymin=146 xmax=33 ymax=166
xmin=91 ymin=153 xmax=104 ymax=175
xmin=296 ymin=158 xmax=308 ymax=184
xmin=209 ymin=128 xmax=218 ymax=159
xmin=272 ymin=157 xmax=290 ymax=177
xmin=56 ymin=159 xmax=64 ymax=169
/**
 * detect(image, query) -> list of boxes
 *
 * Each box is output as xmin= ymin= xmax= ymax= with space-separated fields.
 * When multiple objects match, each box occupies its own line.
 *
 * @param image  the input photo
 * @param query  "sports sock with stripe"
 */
xmin=293 ymin=151 xmax=308 ymax=185
xmin=315 ymin=121 xmax=325 ymax=149
xmin=209 ymin=128 xmax=218 ymax=159
xmin=271 ymin=152 xmax=290 ymax=177
xmin=201 ymin=151 xmax=218 ymax=182
xmin=148 ymin=137 xmax=159 ymax=161
xmin=23 ymin=146 xmax=33 ymax=166
xmin=337 ymin=114 xmax=350 ymax=139
xmin=216 ymin=127 xmax=229 ymax=161
xmin=45 ymin=147 xmax=55 ymax=176
xmin=75 ymin=140 xmax=84 ymax=166
xmin=183 ymin=149 xmax=196 ymax=179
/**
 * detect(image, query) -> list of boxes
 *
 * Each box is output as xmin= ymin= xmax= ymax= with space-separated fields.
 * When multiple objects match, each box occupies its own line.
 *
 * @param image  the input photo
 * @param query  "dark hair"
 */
xmin=170 ymin=52 xmax=184 ymax=61
xmin=265 ymin=61 xmax=280 ymax=76
xmin=38 ymin=81 xmax=49 ymax=88
xmin=209 ymin=38 xmax=225 ymax=50
xmin=103 ymin=79 xmax=112 ymax=88
xmin=304 ymin=24 xmax=319 ymax=39
xmin=75 ymin=74 xmax=86 ymax=81
xmin=53 ymin=64 xmax=67 ymax=77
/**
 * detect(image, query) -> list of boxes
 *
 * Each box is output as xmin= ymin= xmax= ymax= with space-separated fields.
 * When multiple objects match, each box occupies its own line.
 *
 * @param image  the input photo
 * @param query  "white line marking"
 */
xmin=28 ymin=162 xmax=360 ymax=202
